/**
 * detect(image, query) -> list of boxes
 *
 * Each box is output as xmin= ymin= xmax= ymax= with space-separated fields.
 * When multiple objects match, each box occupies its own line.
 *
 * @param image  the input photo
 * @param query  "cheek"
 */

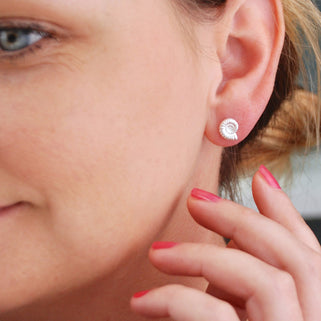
xmin=0 ymin=63 xmax=206 ymax=310
xmin=44 ymin=51 xmax=205 ymax=251
xmin=45 ymin=22 xmax=207 ymax=253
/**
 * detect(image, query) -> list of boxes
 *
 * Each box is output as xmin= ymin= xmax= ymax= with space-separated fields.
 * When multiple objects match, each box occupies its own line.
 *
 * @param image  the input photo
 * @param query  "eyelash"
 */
xmin=0 ymin=21 xmax=57 ymax=62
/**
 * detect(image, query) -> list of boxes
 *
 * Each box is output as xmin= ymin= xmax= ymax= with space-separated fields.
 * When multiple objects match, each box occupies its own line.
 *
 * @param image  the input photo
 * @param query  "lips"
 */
xmin=0 ymin=201 xmax=25 ymax=217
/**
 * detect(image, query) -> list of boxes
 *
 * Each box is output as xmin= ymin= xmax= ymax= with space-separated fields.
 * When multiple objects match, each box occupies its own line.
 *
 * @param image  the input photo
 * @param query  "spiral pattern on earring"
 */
xmin=219 ymin=118 xmax=239 ymax=141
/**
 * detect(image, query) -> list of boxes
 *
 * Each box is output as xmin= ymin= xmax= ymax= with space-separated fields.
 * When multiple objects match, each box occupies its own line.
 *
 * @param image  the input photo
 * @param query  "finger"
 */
xmin=131 ymin=284 xmax=239 ymax=321
xmin=149 ymin=242 xmax=304 ymax=321
xmin=208 ymin=241 xmax=245 ymax=317
xmin=206 ymin=283 xmax=248 ymax=321
xmin=209 ymin=239 xmax=247 ymax=320
xmin=188 ymin=191 xmax=317 ymax=275
xmin=188 ymin=189 xmax=321 ymax=320
xmin=252 ymin=165 xmax=320 ymax=251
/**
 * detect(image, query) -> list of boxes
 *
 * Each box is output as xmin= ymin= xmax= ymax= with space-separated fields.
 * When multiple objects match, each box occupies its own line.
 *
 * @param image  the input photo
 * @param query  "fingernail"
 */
xmin=151 ymin=242 xmax=177 ymax=250
xmin=133 ymin=290 xmax=150 ymax=298
xmin=259 ymin=165 xmax=281 ymax=189
xmin=191 ymin=188 xmax=221 ymax=202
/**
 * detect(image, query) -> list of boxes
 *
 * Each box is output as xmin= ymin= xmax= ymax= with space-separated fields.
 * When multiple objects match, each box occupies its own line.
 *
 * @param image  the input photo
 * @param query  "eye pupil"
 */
xmin=7 ymin=32 xmax=17 ymax=43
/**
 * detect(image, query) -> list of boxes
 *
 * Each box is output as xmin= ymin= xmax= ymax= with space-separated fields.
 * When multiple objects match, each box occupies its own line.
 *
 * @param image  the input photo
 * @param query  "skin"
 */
xmin=0 ymin=0 xmax=320 ymax=320
xmin=132 ymin=171 xmax=321 ymax=321
xmin=1 ymin=1 xmax=220 ymax=320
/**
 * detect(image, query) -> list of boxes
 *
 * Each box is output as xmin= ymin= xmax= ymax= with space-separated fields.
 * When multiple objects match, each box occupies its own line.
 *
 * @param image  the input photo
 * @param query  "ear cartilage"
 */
xmin=219 ymin=118 xmax=239 ymax=141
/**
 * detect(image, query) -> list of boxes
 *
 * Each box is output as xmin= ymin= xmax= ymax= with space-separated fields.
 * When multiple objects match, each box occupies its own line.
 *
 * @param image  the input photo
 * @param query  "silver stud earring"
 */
xmin=219 ymin=118 xmax=239 ymax=141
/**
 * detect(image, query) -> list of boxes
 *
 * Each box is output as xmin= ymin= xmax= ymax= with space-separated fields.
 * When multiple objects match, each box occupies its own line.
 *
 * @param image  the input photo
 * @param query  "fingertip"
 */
xmin=258 ymin=165 xmax=282 ymax=190
xmin=130 ymin=290 xmax=151 ymax=314
xmin=133 ymin=290 xmax=150 ymax=299
xmin=252 ymin=166 xmax=283 ymax=202
xmin=252 ymin=168 xmax=264 ymax=192
xmin=190 ymin=188 xmax=222 ymax=202
xmin=130 ymin=288 xmax=169 ymax=319
xmin=151 ymin=242 xmax=178 ymax=250
xmin=187 ymin=188 xmax=223 ymax=221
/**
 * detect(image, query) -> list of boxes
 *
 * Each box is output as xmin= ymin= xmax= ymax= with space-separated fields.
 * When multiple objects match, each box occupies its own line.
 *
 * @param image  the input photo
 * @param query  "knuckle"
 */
xmin=304 ymin=251 xmax=321 ymax=280
xmin=272 ymin=271 xmax=296 ymax=295
xmin=311 ymin=251 xmax=321 ymax=266
xmin=315 ymin=253 xmax=321 ymax=271
xmin=215 ymin=301 xmax=237 ymax=318
xmin=162 ymin=284 xmax=189 ymax=301
xmin=230 ymin=207 xmax=256 ymax=240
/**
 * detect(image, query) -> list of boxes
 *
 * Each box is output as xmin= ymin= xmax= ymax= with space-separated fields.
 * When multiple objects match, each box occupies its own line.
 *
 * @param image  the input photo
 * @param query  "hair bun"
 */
xmin=239 ymin=89 xmax=320 ymax=177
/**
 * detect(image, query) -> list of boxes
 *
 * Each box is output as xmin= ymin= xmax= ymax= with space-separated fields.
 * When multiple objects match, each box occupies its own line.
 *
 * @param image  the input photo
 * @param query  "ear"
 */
xmin=205 ymin=0 xmax=285 ymax=147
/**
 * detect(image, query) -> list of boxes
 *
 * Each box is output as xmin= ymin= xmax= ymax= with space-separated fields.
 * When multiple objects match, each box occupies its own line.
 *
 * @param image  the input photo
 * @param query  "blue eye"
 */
xmin=0 ymin=29 xmax=44 ymax=52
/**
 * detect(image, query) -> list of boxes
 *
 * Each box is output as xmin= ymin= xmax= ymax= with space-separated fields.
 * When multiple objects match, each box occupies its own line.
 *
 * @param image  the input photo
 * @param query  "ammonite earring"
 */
xmin=219 ymin=118 xmax=239 ymax=141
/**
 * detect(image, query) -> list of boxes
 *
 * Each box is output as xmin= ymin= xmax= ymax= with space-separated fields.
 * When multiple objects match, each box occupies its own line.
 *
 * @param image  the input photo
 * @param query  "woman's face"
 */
xmin=0 ymin=0 xmax=220 ymax=312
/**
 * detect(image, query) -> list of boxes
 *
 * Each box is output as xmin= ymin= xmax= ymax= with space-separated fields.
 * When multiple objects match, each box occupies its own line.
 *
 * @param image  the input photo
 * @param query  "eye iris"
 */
xmin=0 ymin=30 xmax=26 ymax=51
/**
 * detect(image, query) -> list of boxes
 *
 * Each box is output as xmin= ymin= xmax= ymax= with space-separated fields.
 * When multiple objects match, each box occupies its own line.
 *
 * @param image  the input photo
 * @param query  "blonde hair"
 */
xmin=174 ymin=0 xmax=321 ymax=198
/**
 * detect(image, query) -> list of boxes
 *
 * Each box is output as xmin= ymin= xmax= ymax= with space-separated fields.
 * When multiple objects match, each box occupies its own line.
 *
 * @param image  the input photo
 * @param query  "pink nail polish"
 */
xmin=259 ymin=165 xmax=281 ymax=189
xmin=133 ymin=290 xmax=150 ymax=298
xmin=152 ymin=242 xmax=177 ymax=250
xmin=191 ymin=188 xmax=221 ymax=202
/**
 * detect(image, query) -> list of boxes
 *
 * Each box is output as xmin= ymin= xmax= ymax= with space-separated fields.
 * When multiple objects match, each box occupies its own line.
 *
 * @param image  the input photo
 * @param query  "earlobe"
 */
xmin=205 ymin=0 xmax=285 ymax=147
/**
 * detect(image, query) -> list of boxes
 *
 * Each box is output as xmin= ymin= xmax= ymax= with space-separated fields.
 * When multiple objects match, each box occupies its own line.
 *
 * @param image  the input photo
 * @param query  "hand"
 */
xmin=131 ymin=165 xmax=321 ymax=321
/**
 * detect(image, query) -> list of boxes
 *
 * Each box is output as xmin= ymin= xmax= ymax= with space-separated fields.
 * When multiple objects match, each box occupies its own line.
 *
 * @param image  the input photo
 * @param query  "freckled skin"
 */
xmin=0 ymin=1 xmax=223 ymax=320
